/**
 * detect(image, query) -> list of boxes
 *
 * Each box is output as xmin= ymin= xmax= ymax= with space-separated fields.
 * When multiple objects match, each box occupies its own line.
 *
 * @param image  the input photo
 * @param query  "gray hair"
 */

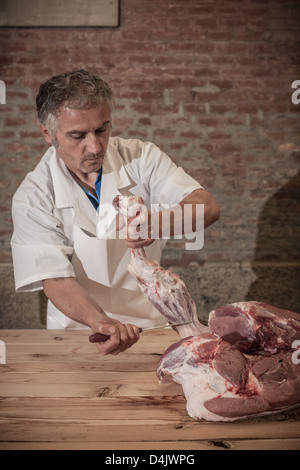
xmin=36 ymin=69 xmax=114 ymax=136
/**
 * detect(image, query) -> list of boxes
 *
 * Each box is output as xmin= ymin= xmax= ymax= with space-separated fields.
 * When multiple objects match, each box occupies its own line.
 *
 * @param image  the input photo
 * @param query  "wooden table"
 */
xmin=0 ymin=329 xmax=299 ymax=450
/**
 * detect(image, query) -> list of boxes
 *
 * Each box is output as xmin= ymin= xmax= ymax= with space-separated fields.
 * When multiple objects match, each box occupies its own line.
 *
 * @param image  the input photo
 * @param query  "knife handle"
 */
xmin=89 ymin=327 xmax=143 ymax=343
xmin=89 ymin=333 xmax=110 ymax=343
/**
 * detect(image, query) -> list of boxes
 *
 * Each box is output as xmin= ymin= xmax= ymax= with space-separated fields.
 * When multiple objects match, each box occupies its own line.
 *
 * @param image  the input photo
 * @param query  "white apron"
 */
xmin=47 ymin=146 xmax=166 ymax=329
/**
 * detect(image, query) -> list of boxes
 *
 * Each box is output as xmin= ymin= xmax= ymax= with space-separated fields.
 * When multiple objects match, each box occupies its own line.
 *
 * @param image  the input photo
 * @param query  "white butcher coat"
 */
xmin=11 ymin=137 xmax=201 ymax=329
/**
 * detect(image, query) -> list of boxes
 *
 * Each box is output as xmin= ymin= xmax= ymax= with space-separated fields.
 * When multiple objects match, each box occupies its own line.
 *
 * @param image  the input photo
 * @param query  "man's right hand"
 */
xmin=42 ymin=277 xmax=141 ymax=355
xmin=90 ymin=319 xmax=141 ymax=355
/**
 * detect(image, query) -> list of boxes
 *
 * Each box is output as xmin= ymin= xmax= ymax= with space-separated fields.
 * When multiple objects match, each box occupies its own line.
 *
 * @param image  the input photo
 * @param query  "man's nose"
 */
xmin=86 ymin=133 xmax=102 ymax=154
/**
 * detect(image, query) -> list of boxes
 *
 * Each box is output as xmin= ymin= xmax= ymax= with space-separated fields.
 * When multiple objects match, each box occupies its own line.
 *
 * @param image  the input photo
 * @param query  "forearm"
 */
xmin=122 ymin=189 xmax=220 ymax=247
xmin=157 ymin=188 xmax=220 ymax=237
xmin=180 ymin=188 xmax=220 ymax=231
xmin=42 ymin=277 xmax=108 ymax=328
xmin=42 ymin=277 xmax=141 ymax=355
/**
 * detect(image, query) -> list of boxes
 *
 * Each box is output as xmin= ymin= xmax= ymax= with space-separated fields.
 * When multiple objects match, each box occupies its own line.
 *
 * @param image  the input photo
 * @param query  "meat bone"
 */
xmin=88 ymin=321 xmax=192 ymax=343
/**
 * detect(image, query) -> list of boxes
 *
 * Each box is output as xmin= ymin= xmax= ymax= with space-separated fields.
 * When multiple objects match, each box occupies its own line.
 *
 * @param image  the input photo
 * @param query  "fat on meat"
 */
xmin=113 ymin=195 xmax=300 ymax=421
xmin=157 ymin=310 xmax=300 ymax=421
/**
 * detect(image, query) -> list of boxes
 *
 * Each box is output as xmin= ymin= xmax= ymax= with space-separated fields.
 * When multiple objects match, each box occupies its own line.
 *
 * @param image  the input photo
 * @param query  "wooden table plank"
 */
xmin=0 ymin=438 xmax=299 ymax=450
xmin=0 ymin=329 xmax=300 ymax=450
xmin=1 ymin=410 xmax=300 ymax=442
xmin=0 ymin=397 xmax=300 ymax=439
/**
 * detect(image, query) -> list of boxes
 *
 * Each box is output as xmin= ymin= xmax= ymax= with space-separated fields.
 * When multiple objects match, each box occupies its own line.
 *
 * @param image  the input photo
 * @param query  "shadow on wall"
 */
xmin=246 ymin=159 xmax=300 ymax=312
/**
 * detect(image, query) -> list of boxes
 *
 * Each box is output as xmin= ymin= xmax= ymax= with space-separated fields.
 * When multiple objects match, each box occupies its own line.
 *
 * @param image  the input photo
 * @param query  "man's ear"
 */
xmin=40 ymin=125 xmax=53 ymax=144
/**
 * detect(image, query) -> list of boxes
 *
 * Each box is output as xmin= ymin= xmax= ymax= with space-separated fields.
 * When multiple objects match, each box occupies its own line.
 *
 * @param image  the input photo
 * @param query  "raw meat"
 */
xmin=113 ymin=194 xmax=207 ymax=337
xmin=113 ymin=194 xmax=145 ymax=222
xmin=157 ymin=318 xmax=300 ymax=421
xmin=209 ymin=301 xmax=300 ymax=354
xmin=113 ymin=195 xmax=300 ymax=421
xmin=128 ymin=247 xmax=207 ymax=338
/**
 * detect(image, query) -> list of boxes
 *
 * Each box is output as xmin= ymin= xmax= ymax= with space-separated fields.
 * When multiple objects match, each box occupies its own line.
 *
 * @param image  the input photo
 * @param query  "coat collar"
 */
xmin=102 ymin=140 xmax=132 ymax=190
xmin=49 ymin=138 xmax=132 ymax=209
xmin=49 ymin=139 xmax=134 ymax=236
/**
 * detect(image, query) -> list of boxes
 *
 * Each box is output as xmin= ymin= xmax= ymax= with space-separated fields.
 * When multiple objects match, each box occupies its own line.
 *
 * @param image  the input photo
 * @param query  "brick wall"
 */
xmin=0 ymin=0 xmax=299 ymax=325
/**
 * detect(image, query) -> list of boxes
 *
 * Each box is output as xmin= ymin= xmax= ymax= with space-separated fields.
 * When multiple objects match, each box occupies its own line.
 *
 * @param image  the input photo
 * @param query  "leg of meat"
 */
xmin=113 ymin=195 xmax=208 ymax=337
xmin=128 ymin=247 xmax=208 ymax=337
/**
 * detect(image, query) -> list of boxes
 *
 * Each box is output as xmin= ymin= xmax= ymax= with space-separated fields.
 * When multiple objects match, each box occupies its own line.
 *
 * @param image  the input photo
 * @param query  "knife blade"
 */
xmin=143 ymin=320 xmax=192 ymax=331
xmin=88 ymin=320 xmax=192 ymax=343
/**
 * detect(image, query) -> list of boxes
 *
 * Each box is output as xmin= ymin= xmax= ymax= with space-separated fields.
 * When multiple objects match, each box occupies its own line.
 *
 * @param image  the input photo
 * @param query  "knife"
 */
xmin=88 ymin=320 xmax=192 ymax=343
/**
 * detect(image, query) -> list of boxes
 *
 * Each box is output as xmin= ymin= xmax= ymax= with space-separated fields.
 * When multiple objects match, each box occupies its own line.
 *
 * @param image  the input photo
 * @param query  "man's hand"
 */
xmin=43 ymin=277 xmax=141 ymax=355
xmin=90 ymin=318 xmax=141 ymax=355
xmin=116 ymin=203 xmax=155 ymax=248
xmin=115 ymin=189 xmax=220 ymax=250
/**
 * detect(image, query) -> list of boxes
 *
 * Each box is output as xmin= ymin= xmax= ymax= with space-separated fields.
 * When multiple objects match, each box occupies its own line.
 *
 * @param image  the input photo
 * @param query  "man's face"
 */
xmin=41 ymin=103 xmax=111 ymax=179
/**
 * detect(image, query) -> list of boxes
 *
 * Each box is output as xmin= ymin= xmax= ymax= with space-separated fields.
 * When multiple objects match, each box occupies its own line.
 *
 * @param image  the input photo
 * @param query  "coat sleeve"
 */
xmin=139 ymin=141 xmax=203 ymax=208
xmin=11 ymin=189 xmax=75 ymax=292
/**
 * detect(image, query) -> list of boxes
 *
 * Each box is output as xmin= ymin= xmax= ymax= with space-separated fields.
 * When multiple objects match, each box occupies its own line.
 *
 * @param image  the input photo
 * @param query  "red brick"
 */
xmin=8 ymin=168 xmax=26 ymax=175
xmin=139 ymin=117 xmax=151 ymax=125
xmin=6 ymin=143 xmax=30 ymax=152
xmin=221 ymin=165 xmax=247 ymax=177
xmin=7 ymin=91 xmax=28 ymax=99
xmin=4 ymin=42 xmax=27 ymax=52
xmin=20 ymin=131 xmax=42 ymax=139
xmin=18 ymin=105 xmax=36 ymax=112
xmin=0 ymin=132 xmax=15 ymax=138
xmin=5 ymin=118 xmax=26 ymax=126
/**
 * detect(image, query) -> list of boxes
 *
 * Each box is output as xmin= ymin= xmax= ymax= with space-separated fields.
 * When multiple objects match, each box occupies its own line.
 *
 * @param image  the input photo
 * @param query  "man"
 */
xmin=11 ymin=70 xmax=220 ymax=355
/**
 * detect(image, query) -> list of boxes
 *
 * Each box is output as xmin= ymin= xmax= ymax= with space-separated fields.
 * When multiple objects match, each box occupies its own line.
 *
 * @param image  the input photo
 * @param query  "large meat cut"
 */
xmin=131 ymin=245 xmax=300 ymax=421
xmin=114 ymin=195 xmax=300 ymax=421
xmin=157 ymin=303 xmax=300 ymax=421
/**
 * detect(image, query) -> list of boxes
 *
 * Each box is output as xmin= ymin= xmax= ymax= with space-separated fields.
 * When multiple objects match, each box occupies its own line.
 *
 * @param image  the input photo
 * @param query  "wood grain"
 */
xmin=0 ymin=329 xmax=299 ymax=450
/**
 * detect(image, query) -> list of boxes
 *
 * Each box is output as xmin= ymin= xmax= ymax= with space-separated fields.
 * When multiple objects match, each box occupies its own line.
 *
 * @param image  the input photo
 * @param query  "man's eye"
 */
xmin=73 ymin=134 xmax=85 ymax=140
